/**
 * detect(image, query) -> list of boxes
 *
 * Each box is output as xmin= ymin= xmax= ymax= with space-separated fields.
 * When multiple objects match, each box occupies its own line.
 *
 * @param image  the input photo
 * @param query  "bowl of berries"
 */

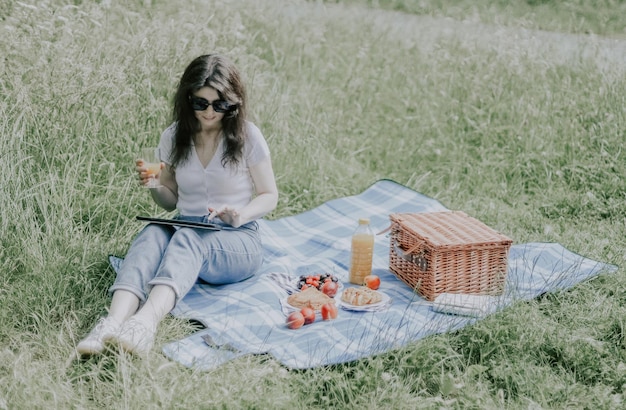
xmin=295 ymin=273 xmax=342 ymax=298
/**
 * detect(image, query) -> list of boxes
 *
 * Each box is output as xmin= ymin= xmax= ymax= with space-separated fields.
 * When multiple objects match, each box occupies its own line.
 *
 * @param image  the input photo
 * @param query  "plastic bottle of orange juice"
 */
xmin=349 ymin=218 xmax=375 ymax=285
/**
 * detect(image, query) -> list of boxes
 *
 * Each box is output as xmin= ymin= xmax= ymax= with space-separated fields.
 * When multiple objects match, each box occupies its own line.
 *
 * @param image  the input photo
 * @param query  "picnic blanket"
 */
xmin=109 ymin=179 xmax=618 ymax=370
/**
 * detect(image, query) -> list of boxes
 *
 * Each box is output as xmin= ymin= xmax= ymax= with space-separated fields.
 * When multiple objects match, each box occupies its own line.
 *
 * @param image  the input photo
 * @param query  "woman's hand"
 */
xmin=135 ymin=159 xmax=164 ymax=187
xmin=208 ymin=206 xmax=242 ymax=228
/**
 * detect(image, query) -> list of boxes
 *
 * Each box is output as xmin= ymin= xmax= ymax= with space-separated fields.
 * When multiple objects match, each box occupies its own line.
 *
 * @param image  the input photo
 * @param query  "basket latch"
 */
xmin=392 ymin=238 xmax=428 ymax=271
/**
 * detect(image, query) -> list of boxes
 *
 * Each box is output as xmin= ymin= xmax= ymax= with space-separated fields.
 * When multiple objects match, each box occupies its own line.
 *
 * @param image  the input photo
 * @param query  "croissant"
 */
xmin=341 ymin=287 xmax=383 ymax=306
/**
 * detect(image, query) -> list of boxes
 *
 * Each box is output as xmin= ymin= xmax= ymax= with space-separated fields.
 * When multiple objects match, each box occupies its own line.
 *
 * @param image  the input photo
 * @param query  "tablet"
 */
xmin=136 ymin=216 xmax=222 ymax=230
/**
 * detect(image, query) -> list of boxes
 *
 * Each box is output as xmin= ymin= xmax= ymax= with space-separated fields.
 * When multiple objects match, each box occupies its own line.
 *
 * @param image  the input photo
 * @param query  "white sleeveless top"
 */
xmin=158 ymin=121 xmax=271 ymax=216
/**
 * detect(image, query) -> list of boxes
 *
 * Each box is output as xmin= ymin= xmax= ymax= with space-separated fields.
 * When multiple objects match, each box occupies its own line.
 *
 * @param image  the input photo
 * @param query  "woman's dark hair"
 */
xmin=170 ymin=54 xmax=247 ymax=168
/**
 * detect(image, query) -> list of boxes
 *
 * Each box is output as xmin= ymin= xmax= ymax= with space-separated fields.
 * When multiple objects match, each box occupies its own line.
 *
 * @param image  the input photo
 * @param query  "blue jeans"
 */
xmin=109 ymin=215 xmax=263 ymax=304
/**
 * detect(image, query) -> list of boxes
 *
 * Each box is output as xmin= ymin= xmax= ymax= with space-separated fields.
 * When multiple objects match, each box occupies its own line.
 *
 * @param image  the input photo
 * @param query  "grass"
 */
xmin=340 ymin=0 xmax=626 ymax=37
xmin=1 ymin=0 xmax=625 ymax=408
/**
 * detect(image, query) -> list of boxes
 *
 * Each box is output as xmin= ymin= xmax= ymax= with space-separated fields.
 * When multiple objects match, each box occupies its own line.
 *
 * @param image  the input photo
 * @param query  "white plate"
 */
xmin=335 ymin=289 xmax=390 ymax=311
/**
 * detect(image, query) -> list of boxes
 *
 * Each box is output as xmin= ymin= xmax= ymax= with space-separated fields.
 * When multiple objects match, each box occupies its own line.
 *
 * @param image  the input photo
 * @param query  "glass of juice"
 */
xmin=140 ymin=147 xmax=162 ymax=188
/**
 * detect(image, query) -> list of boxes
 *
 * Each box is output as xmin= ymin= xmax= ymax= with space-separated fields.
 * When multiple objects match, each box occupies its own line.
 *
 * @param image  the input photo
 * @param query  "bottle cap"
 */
xmin=358 ymin=218 xmax=370 ymax=225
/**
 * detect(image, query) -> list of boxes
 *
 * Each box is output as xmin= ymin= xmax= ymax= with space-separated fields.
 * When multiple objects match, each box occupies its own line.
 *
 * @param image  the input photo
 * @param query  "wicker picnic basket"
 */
xmin=389 ymin=211 xmax=513 ymax=301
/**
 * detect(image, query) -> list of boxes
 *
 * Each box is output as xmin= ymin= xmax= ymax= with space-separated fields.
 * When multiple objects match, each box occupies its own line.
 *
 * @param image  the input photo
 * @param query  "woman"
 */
xmin=77 ymin=54 xmax=278 ymax=356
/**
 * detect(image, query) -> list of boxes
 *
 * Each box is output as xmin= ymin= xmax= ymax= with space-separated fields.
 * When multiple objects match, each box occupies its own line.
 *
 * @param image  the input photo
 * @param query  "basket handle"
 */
xmin=391 ymin=238 xmax=428 ymax=271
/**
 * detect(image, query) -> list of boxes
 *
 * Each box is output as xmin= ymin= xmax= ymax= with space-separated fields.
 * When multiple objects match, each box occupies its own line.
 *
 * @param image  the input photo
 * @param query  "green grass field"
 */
xmin=1 ymin=0 xmax=625 ymax=408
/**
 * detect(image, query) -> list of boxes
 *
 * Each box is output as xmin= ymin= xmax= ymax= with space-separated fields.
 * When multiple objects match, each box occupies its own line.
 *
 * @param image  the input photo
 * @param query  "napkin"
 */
xmin=266 ymin=272 xmax=300 ymax=295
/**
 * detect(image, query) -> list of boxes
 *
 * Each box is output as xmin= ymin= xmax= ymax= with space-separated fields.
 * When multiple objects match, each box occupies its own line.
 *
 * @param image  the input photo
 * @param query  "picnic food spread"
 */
xmin=340 ymin=286 xmax=383 ymax=306
xmin=287 ymin=287 xmax=335 ymax=311
xmin=283 ymin=269 xmax=386 ymax=329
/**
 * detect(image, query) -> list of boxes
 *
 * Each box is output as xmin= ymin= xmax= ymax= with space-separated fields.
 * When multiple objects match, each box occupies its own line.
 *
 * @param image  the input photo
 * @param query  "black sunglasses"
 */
xmin=189 ymin=96 xmax=237 ymax=113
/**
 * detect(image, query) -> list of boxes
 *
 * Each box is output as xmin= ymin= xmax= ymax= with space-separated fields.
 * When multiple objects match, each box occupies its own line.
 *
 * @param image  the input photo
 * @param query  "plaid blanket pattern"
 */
xmin=109 ymin=179 xmax=618 ymax=369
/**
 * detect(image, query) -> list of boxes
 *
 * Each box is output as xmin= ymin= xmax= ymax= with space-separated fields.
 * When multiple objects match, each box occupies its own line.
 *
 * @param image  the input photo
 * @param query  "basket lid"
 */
xmin=390 ymin=211 xmax=512 ymax=247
